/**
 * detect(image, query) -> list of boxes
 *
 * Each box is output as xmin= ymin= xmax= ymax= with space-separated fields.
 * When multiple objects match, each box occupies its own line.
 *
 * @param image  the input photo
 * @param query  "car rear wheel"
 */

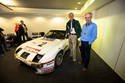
xmin=55 ymin=51 xmax=63 ymax=67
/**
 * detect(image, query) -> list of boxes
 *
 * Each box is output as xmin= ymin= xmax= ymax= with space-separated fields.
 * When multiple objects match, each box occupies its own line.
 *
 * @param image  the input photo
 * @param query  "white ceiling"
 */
xmin=0 ymin=0 xmax=115 ymax=16
xmin=7 ymin=0 xmax=87 ymax=10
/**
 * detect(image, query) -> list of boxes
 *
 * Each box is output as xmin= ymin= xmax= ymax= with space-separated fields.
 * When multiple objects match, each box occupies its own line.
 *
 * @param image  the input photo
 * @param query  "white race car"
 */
xmin=15 ymin=30 xmax=69 ymax=74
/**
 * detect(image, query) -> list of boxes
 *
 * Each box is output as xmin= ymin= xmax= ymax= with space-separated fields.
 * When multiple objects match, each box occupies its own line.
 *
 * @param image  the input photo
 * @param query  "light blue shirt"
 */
xmin=80 ymin=21 xmax=97 ymax=44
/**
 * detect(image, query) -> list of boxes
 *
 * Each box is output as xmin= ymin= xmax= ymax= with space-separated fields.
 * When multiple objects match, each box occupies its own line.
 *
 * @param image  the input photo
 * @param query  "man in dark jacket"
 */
xmin=0 ymin=28 xmax=4 ymax=55
xmin=66 ymin=12 xmax=82 ymax=63
xmin=18 ymin=20 xmax=28 ymax=42
xmin=0 ymin=28 xmax=8 ymax=55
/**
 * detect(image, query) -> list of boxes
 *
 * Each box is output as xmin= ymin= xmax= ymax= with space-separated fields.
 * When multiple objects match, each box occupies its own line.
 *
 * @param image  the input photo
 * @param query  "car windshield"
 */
xmin=44 ymin=30 xmax=66 ymax=39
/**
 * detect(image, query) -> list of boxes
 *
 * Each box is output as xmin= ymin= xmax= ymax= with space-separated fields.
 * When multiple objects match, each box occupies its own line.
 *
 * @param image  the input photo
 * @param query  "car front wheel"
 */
xmin=55 ymin=51 xmax=63 ymax=67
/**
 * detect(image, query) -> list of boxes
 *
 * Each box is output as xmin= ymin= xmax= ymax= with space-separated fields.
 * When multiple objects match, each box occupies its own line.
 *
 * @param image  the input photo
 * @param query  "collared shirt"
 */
xmin=80 ymin=21 xmax=97 ymax=44
xmin=70 ymin=21 xmax=76 ymax=34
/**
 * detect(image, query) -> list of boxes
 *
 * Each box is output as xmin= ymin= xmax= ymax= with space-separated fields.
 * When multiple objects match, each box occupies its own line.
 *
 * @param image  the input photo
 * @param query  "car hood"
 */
xmin=19 ymin=37 xmax=64 ymax=54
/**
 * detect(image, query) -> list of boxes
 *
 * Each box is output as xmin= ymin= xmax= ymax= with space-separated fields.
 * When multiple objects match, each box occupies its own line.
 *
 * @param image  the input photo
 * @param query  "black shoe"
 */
xmin=77 ymin=61 xmax=81 ymax=64
xmin=74 ymin=61 xmax=77 ymax=64
xmin=82 ymin=67 xmax=87 ymax=72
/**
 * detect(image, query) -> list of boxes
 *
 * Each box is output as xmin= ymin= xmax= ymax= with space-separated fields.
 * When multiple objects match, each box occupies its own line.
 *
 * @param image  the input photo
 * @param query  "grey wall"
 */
xmin=92 ymin=0 xmax=125 ymax=80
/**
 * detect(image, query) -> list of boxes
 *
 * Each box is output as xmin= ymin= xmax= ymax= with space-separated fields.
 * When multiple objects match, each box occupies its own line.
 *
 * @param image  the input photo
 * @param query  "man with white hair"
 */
xmin=66 ymin=12 xmax=82 ymax=64
xmin=80 ymin=12 xmax=97 ymax=71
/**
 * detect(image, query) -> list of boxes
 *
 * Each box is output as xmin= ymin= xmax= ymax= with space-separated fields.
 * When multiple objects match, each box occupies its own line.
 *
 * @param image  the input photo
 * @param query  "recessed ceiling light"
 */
xmin=77 ymin=2 xmax=81 ymax=5
xmin=0 ymin=0 xmax=16 ymax=5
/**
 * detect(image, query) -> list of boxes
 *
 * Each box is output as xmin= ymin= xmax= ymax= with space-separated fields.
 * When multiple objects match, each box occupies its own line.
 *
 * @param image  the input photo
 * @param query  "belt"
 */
xmin=70 ymin=33 xmax=76 ymax=35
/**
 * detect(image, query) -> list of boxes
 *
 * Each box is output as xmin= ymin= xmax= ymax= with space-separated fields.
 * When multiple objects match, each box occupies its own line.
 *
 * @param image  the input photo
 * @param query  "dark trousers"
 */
xmin=22 ymin=32 xmax=28 ymax=42
xmin=18 ymin=32 xmax=28 ymax=44
xmin=0 ymin=41 xmax=8 ymax=55
xmin=80 ymin=41 xmax=91 ymax=68
xmin=16 ymin=32 xmax=22 ymax=45
xmin=0 ymin=45 xmax=4 ymax=54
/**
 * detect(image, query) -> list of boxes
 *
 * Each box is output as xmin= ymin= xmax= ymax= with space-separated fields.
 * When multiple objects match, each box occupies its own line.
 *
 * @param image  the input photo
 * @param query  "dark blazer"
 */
xmin=66 ymin=19 xmax=81 ymax=38
xmin=0 ymin=32 xmax=5 ymax=44
xmin=18 ymin=24 xmax=27 ymax=35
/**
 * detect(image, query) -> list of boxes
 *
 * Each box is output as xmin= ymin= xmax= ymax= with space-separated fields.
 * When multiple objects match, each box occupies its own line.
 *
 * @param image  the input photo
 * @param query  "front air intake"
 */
xmin=21 ymin=52 xmax=30 ymax=59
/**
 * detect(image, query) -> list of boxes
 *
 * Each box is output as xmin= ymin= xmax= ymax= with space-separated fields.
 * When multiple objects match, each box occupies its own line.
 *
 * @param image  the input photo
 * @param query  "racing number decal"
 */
xmin=24 ymin=46 xmax=40 ymax=54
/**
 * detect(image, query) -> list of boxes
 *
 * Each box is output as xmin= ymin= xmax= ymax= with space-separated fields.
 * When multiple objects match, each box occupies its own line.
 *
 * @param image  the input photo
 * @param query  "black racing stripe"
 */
xmin=15 ymin=48 xmax=22 ymax=54
xmin=32 ymin=54 xmax=43 ymax=62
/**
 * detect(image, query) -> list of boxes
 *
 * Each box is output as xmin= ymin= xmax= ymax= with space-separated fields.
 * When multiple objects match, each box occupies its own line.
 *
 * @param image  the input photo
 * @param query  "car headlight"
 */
xmin=36 ymin=60 xmax=54 ymax=69
xmin=37 ymin=64 xmax=43 ymax=68
xmin=31 ymin=63 xmax=43 ymax=68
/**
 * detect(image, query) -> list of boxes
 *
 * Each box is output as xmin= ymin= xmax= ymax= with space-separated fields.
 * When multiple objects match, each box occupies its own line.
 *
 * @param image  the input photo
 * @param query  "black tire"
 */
xmin=55 ymin=51 xmax=63 ymax=67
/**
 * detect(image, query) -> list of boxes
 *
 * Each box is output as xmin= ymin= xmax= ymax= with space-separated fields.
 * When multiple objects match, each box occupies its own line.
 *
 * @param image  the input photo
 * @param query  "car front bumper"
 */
xmin=15 ymin=54 xmax=55 ymax=74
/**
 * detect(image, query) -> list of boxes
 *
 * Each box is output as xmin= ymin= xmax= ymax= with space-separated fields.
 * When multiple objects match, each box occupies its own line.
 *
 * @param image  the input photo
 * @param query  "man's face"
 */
xmin=20 ymin=20 xmax=24 ymax=24
xmin=69 ymin=13 xmax=74 ymax=20
xmin=85 ymin=14 xmax=92 ymax=23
